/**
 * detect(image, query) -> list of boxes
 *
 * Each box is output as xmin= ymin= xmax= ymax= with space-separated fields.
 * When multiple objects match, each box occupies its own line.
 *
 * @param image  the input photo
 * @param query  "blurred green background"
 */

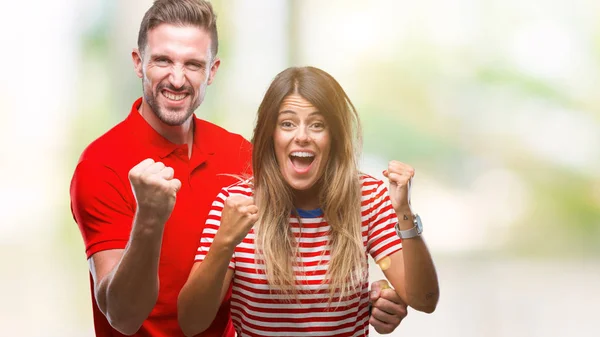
xmin=0 ymin=0 xmax=598 ymax=336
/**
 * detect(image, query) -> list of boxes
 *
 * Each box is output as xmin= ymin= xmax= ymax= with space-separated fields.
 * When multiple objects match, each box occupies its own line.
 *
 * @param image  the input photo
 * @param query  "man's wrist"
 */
xmin=133 ymin=210 xmax=167 ymax=236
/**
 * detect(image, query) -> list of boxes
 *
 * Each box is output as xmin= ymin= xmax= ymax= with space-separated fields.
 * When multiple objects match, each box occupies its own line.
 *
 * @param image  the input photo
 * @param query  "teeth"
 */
xmin=163 ymin=91 xmax=186 ymax=101
xmin=290 ymin=151 xmax=314 ymax=158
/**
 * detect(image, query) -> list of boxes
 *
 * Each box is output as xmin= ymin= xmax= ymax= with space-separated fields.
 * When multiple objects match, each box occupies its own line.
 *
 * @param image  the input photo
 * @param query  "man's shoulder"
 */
xmin=77 ymin=116 xmax=138 ymax=171
xmin=196 ymin=118 xmax=250 ymax=148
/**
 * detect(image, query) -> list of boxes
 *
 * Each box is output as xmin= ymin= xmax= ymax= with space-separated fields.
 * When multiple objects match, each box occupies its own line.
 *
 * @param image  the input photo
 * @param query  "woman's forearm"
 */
xmin=177 ymin=241 xmax=235 ymax=336
xmin=399 ymin=236 xmax=439 ymax=312
xmin=396 ymin=209 xmax=439 ymax=313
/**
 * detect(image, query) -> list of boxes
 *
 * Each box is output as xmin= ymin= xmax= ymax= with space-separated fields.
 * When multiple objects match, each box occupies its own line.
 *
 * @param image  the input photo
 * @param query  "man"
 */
xmin=70 ymin=1 xmax=407 ymax=336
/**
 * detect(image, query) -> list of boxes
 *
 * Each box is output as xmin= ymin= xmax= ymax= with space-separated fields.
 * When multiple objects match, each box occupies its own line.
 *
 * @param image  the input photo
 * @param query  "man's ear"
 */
xmin=132 ymin=48 xmax=144 ymax=79
xmin=207 ymin=57 xmax=221 ymax=85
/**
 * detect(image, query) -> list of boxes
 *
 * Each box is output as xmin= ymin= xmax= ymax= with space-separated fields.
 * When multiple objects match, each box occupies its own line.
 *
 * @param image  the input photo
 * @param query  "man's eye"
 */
xmin=155 ymin=59 xmax=170 ymax=66
xmin=187 ymin=63 xmax=202 ymax=71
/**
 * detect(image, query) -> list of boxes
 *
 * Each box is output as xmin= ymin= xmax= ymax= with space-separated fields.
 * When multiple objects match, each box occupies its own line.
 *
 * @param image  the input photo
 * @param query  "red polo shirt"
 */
xmin=70 ymin=98 xmax=252 ymax=337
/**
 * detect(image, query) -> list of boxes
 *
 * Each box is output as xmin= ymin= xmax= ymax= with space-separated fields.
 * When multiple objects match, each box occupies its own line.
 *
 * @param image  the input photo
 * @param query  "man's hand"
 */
xmin=214 ymin=194 xmax=258 ymax=249
xmin=129 ymin=158 xmax=182 ymax=225
xmin=369 ymin=279 xmax=408 ymax=334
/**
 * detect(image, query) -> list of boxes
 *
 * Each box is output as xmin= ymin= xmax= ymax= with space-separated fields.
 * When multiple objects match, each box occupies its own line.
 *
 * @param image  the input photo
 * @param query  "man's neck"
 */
xmin=139 ymin=100 xmax=194 ymax=148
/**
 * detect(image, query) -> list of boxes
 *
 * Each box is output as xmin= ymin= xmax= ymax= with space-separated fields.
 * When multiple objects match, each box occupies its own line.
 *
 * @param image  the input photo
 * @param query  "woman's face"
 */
xmin=273 ymin=94 xmax=331 ymax=204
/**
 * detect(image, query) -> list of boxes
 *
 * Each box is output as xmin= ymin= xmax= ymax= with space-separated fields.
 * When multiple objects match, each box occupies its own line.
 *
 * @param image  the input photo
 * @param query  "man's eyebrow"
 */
xmin=149 ymin=53 xmax=170 ymax=60
xmin=149 ymin=54 xmax=207 ymax=66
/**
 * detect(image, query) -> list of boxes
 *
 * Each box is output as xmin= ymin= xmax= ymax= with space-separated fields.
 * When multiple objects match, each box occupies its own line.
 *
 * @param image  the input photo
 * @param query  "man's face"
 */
xmin=133 ymin=24 xmax=220 ymax=126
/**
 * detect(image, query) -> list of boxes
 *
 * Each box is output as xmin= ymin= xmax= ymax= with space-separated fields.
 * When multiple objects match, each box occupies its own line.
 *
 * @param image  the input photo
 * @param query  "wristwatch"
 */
xmin=395 ymin=213 xmax=423 ymax=239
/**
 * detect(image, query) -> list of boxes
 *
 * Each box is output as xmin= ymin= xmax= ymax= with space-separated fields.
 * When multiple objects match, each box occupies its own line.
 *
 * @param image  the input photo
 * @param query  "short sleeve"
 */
xmin=195 ymin=187 xmax=236 ymax=270
xmin=70 ymin=160 xmax=134 ymax=258
xmin=365 ymin=179 xmax=403 ymax=263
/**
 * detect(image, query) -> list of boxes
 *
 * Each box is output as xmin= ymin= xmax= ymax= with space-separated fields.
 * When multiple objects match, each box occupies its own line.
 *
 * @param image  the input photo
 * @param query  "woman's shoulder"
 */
xmin=359 ymin=173 xmax=385 ymax=188
xmin=221 ymin=177 xmax=254 ymax=197
xmin=358 ymin=173 xmax=388 ymax=202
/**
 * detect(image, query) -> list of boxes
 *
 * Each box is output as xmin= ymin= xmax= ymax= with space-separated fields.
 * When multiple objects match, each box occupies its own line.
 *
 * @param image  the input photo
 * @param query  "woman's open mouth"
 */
xmin=289 ymin=151 xmax=315 ymax=173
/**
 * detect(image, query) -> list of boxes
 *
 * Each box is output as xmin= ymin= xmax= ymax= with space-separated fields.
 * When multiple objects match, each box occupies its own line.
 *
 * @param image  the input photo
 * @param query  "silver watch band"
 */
xmin=399 ymin=226 xmax=419 ymax=239
xmin=394 ymin=213 xmax=422 ymax=239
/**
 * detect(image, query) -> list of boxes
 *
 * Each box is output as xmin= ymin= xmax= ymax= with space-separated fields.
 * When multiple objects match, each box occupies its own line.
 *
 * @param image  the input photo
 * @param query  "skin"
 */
xmin=376 ymin=162 xmax=440 ymax=316
xmin=132 ymin=23 xmax=220 ymax=151
xmin=273 ymin=94 xmax=331 ymax=209
xmin=87 ymin=23 xmax=219 ymax=335
xmin=178 ymin=94 xmax=417 ymax=336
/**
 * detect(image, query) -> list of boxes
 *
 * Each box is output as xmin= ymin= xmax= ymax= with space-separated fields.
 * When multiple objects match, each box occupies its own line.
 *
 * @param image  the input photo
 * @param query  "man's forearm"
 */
xmin=97 ymin=214 xmax=164 ymax=335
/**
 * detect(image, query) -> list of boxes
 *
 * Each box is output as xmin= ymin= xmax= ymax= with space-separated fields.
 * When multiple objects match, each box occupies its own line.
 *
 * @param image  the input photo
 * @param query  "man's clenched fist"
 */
xmin=128 ymin=158 xmax=182 ymax=225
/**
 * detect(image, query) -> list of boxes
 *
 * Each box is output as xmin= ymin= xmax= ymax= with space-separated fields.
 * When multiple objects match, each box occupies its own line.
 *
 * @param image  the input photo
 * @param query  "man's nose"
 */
xmin=168 ymin=65 xmax=186 ymax=89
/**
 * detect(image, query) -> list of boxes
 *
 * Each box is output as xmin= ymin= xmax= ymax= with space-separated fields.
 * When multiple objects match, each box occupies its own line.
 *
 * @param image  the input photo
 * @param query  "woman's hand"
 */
xmin=383 ymin=160 xmax=415 ymax=215
xmin=213 ymin=194 xmax=258 ymax=249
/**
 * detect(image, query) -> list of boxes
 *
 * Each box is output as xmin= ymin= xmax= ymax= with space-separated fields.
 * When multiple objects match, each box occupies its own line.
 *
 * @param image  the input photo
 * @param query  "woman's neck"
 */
xmin=292 ymin=186 xmax=321 ymax=210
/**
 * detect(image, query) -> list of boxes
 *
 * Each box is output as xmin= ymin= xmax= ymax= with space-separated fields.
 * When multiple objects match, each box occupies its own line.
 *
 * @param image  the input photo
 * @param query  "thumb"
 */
xmin=370 ymin=281 xmax=382 ymax=302
xmin=370 ymin=279 xmax=392 ymax=302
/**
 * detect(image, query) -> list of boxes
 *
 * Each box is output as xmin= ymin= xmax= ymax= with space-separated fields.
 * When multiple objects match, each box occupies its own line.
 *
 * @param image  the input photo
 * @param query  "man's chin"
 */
xmin=156 ymin=109 xmax=194 ymax=126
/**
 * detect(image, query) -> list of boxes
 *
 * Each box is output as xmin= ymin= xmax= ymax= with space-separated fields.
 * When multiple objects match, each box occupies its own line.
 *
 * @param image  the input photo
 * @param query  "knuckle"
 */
xmin=138 ymin=174 xmax=150 ymax=185
xmin=225 ymin=197 xmax=237 ymax=207
xmin=149 ymin=176 xmax=164 ymax=187
xmin=128 ymin=170 xmax=137 ymax=180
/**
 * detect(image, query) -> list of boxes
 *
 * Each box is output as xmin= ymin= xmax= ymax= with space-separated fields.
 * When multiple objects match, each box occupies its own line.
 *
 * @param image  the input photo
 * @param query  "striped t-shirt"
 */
xmin=195 ymin=175 xmax=402 ymax=337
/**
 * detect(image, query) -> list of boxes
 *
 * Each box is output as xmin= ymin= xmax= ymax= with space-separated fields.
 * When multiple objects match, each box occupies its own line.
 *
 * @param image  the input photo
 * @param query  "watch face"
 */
xmin=414 ymin=214 xmax=423 ymax=234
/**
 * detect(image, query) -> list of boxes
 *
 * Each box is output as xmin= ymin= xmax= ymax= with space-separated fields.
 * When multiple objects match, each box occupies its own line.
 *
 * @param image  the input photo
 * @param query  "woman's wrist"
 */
xmin=395 ymin=206 xmax=415 ymax=230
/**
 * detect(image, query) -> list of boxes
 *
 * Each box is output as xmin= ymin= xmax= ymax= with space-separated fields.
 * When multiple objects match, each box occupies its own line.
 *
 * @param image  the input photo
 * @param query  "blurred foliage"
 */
xmin=65 ymin=0 xmax=600 ymax=261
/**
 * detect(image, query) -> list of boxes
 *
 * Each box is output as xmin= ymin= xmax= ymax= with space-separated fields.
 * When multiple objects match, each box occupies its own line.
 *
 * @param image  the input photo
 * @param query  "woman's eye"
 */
xmin=312 ymin=122 xmax=325 ymax=129
xmin=281 ymin=121 xmax=294 ymax=128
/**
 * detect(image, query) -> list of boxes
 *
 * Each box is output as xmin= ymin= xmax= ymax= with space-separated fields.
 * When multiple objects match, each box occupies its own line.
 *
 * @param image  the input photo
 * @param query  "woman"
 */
xmin=178 ymin=66 xmax=439 ymax=336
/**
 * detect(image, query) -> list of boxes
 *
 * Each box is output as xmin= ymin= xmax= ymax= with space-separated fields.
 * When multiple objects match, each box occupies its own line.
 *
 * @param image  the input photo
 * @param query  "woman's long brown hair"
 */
xmin=251 ymin=66 xmax=365 ymax=303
